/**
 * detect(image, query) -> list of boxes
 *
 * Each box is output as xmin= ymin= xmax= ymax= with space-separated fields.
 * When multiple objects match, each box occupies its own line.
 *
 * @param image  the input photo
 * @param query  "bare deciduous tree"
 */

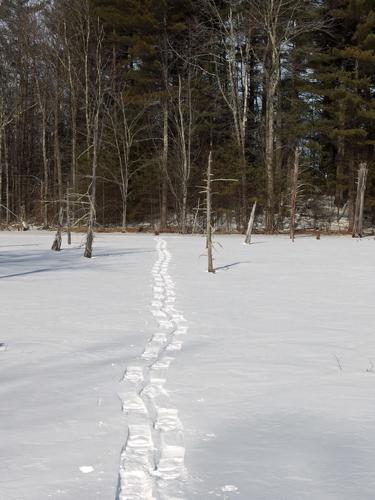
xmin=105 ymin=90 xmax=147 ymax=232
xmin=203 ymin=143 xmax=237 ymax=273
xmin=84 ymin=18 xmax=105 ymax=259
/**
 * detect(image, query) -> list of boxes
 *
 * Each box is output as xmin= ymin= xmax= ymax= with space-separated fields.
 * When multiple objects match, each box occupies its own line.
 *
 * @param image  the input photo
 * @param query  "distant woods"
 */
xmin=0 ymin=0 xmax=375 ymax=234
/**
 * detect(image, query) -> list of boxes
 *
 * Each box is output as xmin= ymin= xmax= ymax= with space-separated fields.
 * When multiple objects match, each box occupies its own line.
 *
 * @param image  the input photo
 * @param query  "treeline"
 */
xmin=0 ymin=0 xmax=374 ymax=235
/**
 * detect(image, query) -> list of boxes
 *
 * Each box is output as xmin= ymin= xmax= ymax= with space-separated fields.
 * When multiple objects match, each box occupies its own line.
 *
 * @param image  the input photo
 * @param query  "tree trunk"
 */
xmin=121 ymin=189 xmax=128 ymax=233
xmin=4 ymin=128 xmax=9 ymax=225
xmin=177 ymin=73 xmax=191 ymax=234
xmin=245 ymin=201 xmax=257 ymax=245
xmin=290 ymin=148 xmax=300 ymax=242
xmin=0 ymin=126 xmax=3 ymax=224
xmin=240 ymin=150 xmax=247 ymax=233
xmin=52 ymin=92 xmax=63 ymax=252
xmin=122 ymin=203 xmax=127 ymax=232
xmin=66 ymin=28 xmax=78 ymax=218
xmin=352 ymin=162 xmax=368 ymax=238
xmin=160 ymin=102 xmax=168 ymax=231
xmin=71 ymin=102 xmax=77 ymax=218
xmin=348 ymin=154 xmax=355 ymax=232
xmin=206 ymin=148 xmax=214 ymax=273
xmin=84 ymin=108 xmax=99 ymax=258
xmin=84 ymin=225 xmax=94 ymax=258
xmin=265 ymin=80 xmax=275 ymax=232
xmin=274 ymin=77 xmax=283 ymax=226
xmin=335 ymin=135 xmax=345 ymax=208
xmin=66 ymin=183 xmax=72 ymax=245
xmin=20 ymin=205 xmax=29 ymax=231
xmin=84 ymin=17 xmax=103 ymax=259
xmin=41 ymin=110 xmax=49 ymax=228
xmin=335 ymin=78 xmax=346 ymax=208
xmin=181 ymin=187 xmax=188 ymax=234
xmin=120 ymin=166 xmax=129 ymax=232
xmin=51 ymin=225 xmax=62 ymax=250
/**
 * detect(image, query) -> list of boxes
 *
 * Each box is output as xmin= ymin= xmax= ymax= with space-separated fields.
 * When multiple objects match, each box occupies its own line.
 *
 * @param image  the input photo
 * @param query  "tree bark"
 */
xmin=335 ymin=135 xmax=345 ymax=208
xmin=84 ymin=108 xmax=99 ymax=258
xmin=84 ymin=17 xmax=103 ymax=259
xmin=0 ymin=125 xmax=3 ymax=224
xmin=177 ymin=73 xmax=191 ymax=233
xmin=265 ymin=78 xmax=276 ymax=232
xmin=290 ymin=147 xmax=300 ymax=242
xmin=206 ymin=148 xmax=214 ymax=273
xmin=4 ymin=128 xmax=9 ymax=225
xmin=160 ymin=102 xmax=168 ymax=230
xmin=52 ymin=89 xmax=63 ymax=251
xmin=66 ymin=183 xmax=72 ymax=245
xmin=352 ymin=162 xmax=368 ymax=238
xmin=348 ymin=153 xmax=355 ymax=232
xmin=41 ymin=109 xmax=49 ymax=228
xmin=245 ymin=201 xmax=257 ymax=245
xmin=121 ymin=179 xmax=128 ymax=233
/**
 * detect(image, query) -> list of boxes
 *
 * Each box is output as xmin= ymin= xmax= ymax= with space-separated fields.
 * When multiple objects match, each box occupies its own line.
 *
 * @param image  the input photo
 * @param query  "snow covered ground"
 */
xmin=0 ymin=232 xmax=156 ymax=500
xmin=1 ymin=231 xmax=375 ymax=500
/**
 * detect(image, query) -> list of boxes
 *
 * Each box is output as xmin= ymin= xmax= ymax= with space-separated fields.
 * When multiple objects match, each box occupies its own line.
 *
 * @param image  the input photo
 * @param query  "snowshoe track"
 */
xmin=117 ymin=238 xmax=188 ymax=500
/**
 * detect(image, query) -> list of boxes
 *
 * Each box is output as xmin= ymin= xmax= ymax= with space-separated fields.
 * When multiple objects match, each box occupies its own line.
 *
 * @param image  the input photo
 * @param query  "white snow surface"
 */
xmin=1 ymin=231 xmax=375 ymax=500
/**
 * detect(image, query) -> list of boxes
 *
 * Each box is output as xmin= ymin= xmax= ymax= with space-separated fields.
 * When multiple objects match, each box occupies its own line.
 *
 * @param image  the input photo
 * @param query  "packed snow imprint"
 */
xmin=117 ymin=238 xmax=188 ymax=500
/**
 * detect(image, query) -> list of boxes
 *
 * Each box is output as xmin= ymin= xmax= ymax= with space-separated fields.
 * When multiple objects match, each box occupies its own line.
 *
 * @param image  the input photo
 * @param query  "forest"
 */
xmin=0 ymin=0 xmax=374 ymax=241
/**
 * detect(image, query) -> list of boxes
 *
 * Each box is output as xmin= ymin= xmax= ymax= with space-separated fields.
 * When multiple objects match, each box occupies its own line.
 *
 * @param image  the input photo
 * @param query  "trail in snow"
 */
xmin=117 ymin=237 xmax=188 ymax=500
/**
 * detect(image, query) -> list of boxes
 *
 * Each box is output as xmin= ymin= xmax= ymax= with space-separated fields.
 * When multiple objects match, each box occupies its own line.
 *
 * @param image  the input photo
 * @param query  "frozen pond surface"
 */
xmin=1 ymin=231 xmax=374 ymax=499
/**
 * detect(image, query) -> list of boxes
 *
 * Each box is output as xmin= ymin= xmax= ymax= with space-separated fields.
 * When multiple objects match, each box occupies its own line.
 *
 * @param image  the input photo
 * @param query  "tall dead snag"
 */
xmin=206 ymin=148 xmax=214 ymax=273
xmin=352 ymin=162 xmax=368 ymax=238
xmin=290 ymin=148 xmax=300 ymax=242
xmin=203 ymin=145 xmax=237 ymax=273
xmin=66 ymin=183 xmax=72 ymax=245
xmin=105 ymin=90 xmax=146 ymax=233
xmin=245 ymin=201 xmax=257 ymax=245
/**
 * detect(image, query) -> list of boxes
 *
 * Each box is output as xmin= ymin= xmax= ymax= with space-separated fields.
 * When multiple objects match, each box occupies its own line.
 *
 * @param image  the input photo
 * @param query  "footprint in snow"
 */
xmin=202 ymin=433 xmax=216 ymax=441
xmin=221 ymin=485 xmax=238 ymax=492
xmin=79 ymin=466 xmax=94 ymax=474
